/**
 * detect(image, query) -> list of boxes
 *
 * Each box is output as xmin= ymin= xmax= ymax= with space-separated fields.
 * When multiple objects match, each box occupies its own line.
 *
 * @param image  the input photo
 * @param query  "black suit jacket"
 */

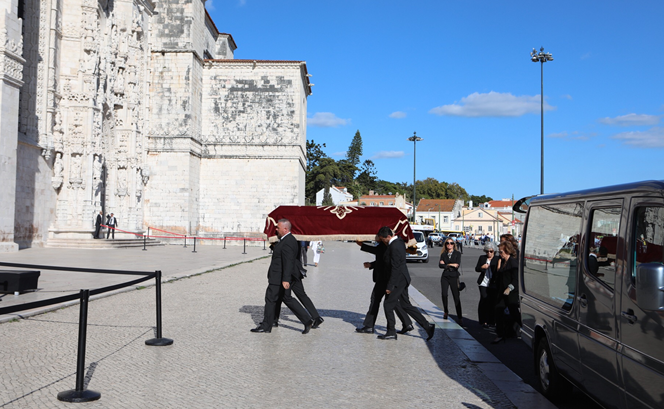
xmin=439 ymin=250 xmax=462 ymax=277
xmin=497 ymin=256 xmax=519 ymax=304
xmin=385 ymin=237 xmax=411 ymax=290
xmin=95 ymin=214 xmax=102 ymax=227
xmin=475 ymin=254 xmax=499 ymax=285
xmin=361 ymin=242 xmax=390 ymax=283
xmin=267 ymin=233 xmax=301 ymax=285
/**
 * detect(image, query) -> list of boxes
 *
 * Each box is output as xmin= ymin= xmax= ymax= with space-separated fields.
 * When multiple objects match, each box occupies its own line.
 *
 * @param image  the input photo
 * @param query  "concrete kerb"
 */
xmin=407 ymin=286 xmax=557 ymax=409
xmin=0 ymin=254 xmax=269 ymax=325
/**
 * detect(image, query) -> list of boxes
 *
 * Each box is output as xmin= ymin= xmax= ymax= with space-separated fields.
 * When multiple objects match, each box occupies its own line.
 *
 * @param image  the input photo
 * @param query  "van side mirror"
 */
xmin=636 ymin=263 xmax=664 ymax=311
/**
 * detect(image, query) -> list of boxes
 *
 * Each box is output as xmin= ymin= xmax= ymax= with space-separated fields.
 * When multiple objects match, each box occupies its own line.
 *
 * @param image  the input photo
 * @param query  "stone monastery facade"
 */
xmin=0 ymin=0 xmax=311 ymax=252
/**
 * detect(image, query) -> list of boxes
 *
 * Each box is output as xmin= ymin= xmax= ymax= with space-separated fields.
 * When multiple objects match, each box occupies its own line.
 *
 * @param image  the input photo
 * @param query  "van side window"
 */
xmin=585 ymin=207 xmax=620 ymax=290
xmin=523 ymin=203 xmax=583 ymax=310
xmin=633 ymin=207 xmax=664 ymax=281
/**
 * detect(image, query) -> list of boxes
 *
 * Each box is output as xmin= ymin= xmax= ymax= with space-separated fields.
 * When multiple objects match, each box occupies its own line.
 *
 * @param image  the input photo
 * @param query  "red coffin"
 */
xmin=264 ymin=205 xmax=416 ymax=247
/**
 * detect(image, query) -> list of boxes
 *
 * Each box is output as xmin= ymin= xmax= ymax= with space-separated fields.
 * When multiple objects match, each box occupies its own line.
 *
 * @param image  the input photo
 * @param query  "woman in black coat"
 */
xmin=475 ymin=244 xmax=499 ymax=328
xmin=439 ymin=238 xmax=463 ymax=326
xmin=492 ymin=240 xmax=521 ymax=344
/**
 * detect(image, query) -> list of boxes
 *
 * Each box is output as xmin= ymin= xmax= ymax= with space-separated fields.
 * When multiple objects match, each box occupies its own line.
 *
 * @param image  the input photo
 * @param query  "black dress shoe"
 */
xmin=272 ymin=321 xmax=279 ymax=327
xmin=312 ymin=317 xmax=324 ymax=329
xmin=355 ymin=326 xmax=374 ymax=334
xmin=398 ymin=325 xmax=414 ymax=334
xmin=426 ymin=324 xmax=435 ymax=341
xmin=250 ymin=326 xmax=271 ymax=333
xmin=302 ymin=319 xmax=314 ymax=334
xmin=377 ymin=333 xmax=397 ymax=340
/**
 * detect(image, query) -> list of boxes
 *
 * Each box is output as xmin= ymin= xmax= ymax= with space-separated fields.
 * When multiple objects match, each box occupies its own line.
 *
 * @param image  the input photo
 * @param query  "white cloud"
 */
xmin=206 ymin=0 xmax=216 ymax=11
xmin=389 ymin=111 xmax=407 ymax=119
xmin=561 ymin=94 xmax=573 ymax=100
xmin=307 ymin=112 xmax=349 ymax=128
xmin=332 ymin=151 xmax=347 ymax=157
xmin=429 ymin=91 xmax=555 ymax=117
xmin=238 ymin=0 xmax=247 ymax=5
xmin=581 ymin=52 xmax=591 ymax=60
xmin=371 ymin=151 xmax=405 ymax=159
xmin=612 ymin=127 xmax=664 ymax=148
xmin=599 ymin=113 xmax=661 ymax=127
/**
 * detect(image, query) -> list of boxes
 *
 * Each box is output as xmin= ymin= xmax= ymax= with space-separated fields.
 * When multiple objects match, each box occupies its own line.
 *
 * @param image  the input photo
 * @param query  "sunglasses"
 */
xmin=445 ymin=242 xmax=454 ymax=245
xmin=487 ymin=250 xmax=494 ymax=253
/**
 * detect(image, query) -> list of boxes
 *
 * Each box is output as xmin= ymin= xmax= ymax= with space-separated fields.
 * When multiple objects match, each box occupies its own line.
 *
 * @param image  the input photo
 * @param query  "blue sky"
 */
xmin=207 ymin=0 xmax=664 ymax=201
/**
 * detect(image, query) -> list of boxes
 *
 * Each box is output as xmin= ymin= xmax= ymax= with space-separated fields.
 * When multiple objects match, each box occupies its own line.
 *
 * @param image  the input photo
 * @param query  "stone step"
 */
xmin=45 ymin=239 xmax=164 ymax=249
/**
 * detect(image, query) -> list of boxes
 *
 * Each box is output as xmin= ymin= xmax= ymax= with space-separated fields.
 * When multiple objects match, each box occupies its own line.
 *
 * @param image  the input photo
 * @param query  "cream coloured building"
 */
xmin=0 ymin=0 xmax=311 ymax=252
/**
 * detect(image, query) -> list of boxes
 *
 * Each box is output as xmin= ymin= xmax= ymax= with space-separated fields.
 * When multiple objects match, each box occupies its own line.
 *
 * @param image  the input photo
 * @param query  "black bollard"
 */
xmin=183 ymin=235 xmax=187 ymax=248
xmin=243 ymin=239 xmax=247 ymax=254
xmin=142 ymin=233 xmax=147 ymax=251
xmin=145 ymin=271 xmax=174 ymax=346
xmin=192 ymin=237 xmax=197 ymax=253
xmin=263 ymin=239 xmax=266 ymax=251
xmin=57 ymin=289 xmax=101 ymax=403
xmin=223 ymin=237 xmax=227 ymax=249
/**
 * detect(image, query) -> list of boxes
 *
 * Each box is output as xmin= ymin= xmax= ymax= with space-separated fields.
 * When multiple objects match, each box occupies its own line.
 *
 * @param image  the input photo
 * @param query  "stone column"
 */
xmin=0 ymin=0 xmax=24 ymax=252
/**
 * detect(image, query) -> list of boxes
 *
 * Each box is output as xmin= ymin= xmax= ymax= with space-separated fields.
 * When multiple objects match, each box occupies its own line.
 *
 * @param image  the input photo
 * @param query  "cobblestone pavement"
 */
xmin=0 ymin=241 xmax=550 ymax=408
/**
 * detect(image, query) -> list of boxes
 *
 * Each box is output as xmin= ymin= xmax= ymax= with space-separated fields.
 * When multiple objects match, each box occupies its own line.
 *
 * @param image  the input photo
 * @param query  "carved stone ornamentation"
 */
xmin=52 ymin=152 xmax=64 ymax=190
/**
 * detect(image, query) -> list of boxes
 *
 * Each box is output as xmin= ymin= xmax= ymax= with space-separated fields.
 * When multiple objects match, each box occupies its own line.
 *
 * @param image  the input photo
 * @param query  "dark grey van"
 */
xmin=515 ymin=180 xmax=664 ymax=408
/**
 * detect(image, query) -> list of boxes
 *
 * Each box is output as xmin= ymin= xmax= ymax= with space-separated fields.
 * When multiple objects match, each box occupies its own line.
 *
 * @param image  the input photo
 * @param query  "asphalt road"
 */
xmin=409 ymin=244 xmax=603 ymax=409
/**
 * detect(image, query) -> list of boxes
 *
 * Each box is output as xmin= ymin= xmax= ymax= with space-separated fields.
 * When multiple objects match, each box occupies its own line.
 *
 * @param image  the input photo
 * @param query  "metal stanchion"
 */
xmin=183 ymin=235 xmax=187 ymax=248
xmin=263 ymin=239 xmax=266 ymax=251
xmin=243 ymin=239 xmax=247 ymax=254
xmin=145 ymin=271 xmax=174 ymax=346
xmin=223 ymin=237 xmax=227 ymax=249
xmin=192 ymin=237 xmax=197 ymax=253
xmin=142 ymin=233 xmax=147 ymax=251
xmin=57 ymin=289 xmax=101 ymax=403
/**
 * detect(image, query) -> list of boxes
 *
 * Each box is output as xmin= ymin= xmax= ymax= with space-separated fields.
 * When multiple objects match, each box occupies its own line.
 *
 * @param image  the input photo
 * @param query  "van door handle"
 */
xmin=621 ymin=310 xmax=637 ymax=324
xmin=577 ymin=294 xmax=588 ymax=308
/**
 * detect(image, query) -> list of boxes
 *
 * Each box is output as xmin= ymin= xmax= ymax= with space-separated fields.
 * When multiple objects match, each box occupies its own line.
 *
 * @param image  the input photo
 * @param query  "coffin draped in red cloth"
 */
xmin=264 ymin=205 xmax=416 ymax=247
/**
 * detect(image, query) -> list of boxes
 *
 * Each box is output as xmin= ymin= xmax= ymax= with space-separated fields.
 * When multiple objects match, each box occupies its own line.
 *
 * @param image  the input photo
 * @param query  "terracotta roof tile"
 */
xmin=416 ymin=199 xmax=456 ymax=212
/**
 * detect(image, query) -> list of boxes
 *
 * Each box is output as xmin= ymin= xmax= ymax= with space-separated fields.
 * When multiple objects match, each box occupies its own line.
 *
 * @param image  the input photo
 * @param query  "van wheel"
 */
xmin=423 ymin=257 xmax=429 ymax=263
xmin=536 ymin=339 xmax=571 ymax=400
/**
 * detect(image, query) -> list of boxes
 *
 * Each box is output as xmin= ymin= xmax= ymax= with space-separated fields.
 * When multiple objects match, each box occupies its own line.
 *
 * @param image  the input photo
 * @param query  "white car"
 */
xmin=406 ymin=231 xmax=429 ymax=263
xmin=428 ymin=233 xmax=444 ymax=244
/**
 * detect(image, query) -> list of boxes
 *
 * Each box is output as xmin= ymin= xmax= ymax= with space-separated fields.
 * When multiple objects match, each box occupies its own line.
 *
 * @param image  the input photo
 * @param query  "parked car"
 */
xmin=428 ymin=233 xmax=444 ymax=244
xmin=516 ymin=180 xmax=664 ymax=408
xmin=407 ymin=231 xmax=429 ymax=263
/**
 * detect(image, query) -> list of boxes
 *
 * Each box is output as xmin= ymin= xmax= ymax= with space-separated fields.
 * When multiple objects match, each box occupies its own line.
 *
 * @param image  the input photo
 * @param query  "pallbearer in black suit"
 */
xmin=378 ymin=227 xmax=435 ymax=341
xmin=355 ymin=237 xmax=412 ymax=334
xmin=251 ymin=219 xmax=314 ymax=334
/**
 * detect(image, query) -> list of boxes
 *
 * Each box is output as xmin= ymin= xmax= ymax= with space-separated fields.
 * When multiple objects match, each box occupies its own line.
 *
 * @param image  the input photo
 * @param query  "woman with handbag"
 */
xmin=492 ymin=240 xmax=521 ymax=344
xmin=311 ymin=240 xmax=323 ymax=267
xmin=439 ymin=238 xmax=464 ymax=326
xmin=475 ymin=244 xmax=499 ymax=328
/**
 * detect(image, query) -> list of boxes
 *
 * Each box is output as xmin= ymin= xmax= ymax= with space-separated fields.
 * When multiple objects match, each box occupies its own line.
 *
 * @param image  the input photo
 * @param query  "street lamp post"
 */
xmin=408 ymin=132 xmax=423 ymax=223
xmin=531 ymin=47 xmax=553 ymax=195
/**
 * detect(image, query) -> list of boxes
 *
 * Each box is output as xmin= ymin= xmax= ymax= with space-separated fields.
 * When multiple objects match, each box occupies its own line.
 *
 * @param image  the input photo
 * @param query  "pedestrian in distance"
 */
xmin=355 ymin=237 xmax=413 ymax=334
xmin=106 ymin=213 xmax=118 ymax=239
xmin=475 ymin=244 xmax=499 ymax=328
xmin=94 ymin=210 xmax=103 ymax=239
xmin=439 ymin=238 xmax=464 ymax=326
xmin=492 ymin=240 xmax=521 ymax=344
xmin=377 ymin=226 xmax=435 ymax=341
xmin=311 ymin=240 xmax=323 ymax=267
xmin=299 ymin=240 xmax=309 ymax=267
xmin=251 ymin=218 xmax=315 ymax=334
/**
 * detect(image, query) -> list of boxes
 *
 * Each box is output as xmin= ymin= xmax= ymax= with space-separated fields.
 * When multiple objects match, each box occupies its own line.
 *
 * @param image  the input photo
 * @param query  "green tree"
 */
xmin=469 ymin=194 xmax=494 ymax=204
xmin=306 ymin=139 xmax=327 ymax=172
xmin=306 ymin=157 xmax=341 ymax=204
xmin=356 ymin=159 xmax=378 ymax=194
xmin=346 ymin=130 xmax=363 ymax=167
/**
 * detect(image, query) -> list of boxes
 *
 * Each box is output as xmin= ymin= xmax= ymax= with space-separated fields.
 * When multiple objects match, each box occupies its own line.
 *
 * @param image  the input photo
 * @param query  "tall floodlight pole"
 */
xmin=531 ymin=47 xmax=553 ymax=195
xmin=408 ymin=132 xmax=423 ymax=223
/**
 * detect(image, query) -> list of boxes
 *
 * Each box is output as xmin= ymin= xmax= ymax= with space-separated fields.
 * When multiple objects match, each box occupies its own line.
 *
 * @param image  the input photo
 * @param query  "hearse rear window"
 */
xmin=523 ymin=203 xmax=583 ymax=310
xmin=633 ymin=206 xmax=664 ymax=281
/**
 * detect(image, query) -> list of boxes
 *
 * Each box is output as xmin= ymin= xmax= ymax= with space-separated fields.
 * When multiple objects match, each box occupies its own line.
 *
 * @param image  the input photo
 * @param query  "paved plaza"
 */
xmin=0 ymin=241 xmax=554 ymax=408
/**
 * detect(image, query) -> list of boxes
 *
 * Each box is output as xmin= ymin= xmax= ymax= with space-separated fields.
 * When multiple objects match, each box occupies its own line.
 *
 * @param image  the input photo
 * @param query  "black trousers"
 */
xmin=363 ymin=281 xmax=412 ymax=328
xmin=457 ymin=241 xmax=463 ymax=253
xmin=494 ymin=295 xmax=521 ymax=337
xmin=106 ymin=225 xmax=115 ymax=239
xmin=274 ymin=278 xmax=319 ymax=323
xmin=440 ymin=274 xmax=463 ymax=320
xmin=478 ymin=286 xmax=496 ymax=325
xmin=94 ymin=225 xmax=102 ymax=239
xmin=262 ymin=283 xmax=311 ymax=330
xmin=383 ymin=282 xmax=430 ymax=335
